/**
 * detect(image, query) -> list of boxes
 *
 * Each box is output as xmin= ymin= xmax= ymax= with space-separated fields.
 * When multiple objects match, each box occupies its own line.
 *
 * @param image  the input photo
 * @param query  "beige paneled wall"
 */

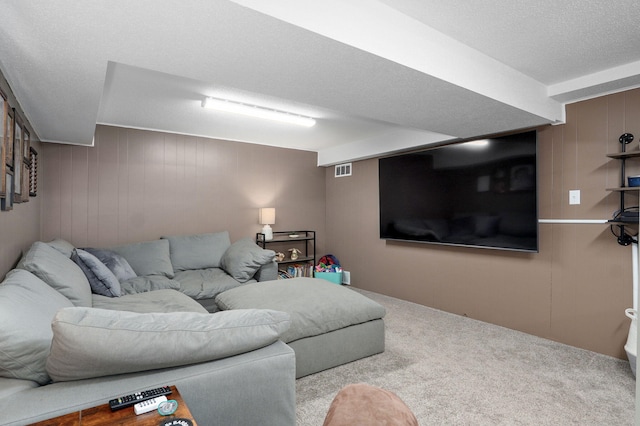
xmin=41 ymin=125 xmax=326 ymax=255
xmin=325 ymin=88 xmax=640 ymax=358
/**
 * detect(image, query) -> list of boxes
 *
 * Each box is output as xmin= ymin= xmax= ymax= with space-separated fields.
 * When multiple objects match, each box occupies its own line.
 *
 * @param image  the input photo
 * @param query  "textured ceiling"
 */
xmin=379 ymin=0 xmax=640 ymax=84
xmin=1 ymin=0 xmax=639 ymax=166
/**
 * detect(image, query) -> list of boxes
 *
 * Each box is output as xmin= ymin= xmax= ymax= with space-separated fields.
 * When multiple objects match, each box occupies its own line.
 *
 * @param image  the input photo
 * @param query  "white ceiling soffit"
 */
xmin=99 ymin=61 xmax=410 ymax=152
xmin=0 ymin=1 xmax=639 ymax=167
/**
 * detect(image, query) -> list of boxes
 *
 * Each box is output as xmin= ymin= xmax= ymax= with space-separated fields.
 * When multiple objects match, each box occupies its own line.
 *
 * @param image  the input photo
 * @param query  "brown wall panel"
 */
xmin=326 ymin=88 xmax=640 ymax=358
xmin=0 ymin=193 xmax=41 ymax=278
xmin=40 ymin=125 xmax=326 ymax=257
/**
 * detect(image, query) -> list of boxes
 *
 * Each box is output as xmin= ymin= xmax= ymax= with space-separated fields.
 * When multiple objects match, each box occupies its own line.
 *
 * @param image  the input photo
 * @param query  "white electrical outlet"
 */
xmin=342 ymin=271 xmax=351 ymax=285
xmin=569 ymin=190 xmax=580 ymax=205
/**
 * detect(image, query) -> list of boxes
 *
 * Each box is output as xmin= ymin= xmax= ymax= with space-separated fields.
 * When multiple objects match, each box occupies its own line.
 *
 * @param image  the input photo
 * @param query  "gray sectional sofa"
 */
xmin=0 ymin=231 xmax=386 ymax=425
xmin=0 ymin=234 xmax=292 ymax=425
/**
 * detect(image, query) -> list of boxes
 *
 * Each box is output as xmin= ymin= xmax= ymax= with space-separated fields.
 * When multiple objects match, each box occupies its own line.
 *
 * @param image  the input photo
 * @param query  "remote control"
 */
xmin=109 ymin=386 xmax=172 ymax=411
xmin=134 ymin=395 xmax=167 ymax=415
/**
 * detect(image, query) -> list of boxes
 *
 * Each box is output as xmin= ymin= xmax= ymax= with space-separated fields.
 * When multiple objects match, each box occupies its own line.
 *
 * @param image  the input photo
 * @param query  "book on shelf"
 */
xmin=279 ymin=263 xmax=314 ymax=279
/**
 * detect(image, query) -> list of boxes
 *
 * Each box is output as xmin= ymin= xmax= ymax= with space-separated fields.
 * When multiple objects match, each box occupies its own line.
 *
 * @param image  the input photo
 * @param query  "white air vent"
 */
xmin=334 ymin=163 xmax=352 ymax=177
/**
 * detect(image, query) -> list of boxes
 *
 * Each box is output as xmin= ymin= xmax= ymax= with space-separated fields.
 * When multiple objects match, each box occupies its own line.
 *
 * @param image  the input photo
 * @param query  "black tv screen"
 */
xmin=379 ymin=130 xmax=538 ymax=252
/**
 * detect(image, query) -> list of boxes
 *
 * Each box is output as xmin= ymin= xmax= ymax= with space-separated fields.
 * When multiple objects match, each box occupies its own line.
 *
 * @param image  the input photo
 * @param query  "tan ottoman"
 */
xmin=323 ymin=383 xmax=418 ymax=426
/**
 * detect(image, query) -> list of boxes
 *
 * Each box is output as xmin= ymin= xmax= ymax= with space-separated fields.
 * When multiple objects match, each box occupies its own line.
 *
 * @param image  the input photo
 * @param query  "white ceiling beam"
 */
xmin=230 ymin=0 xmax=564 ymax=124
xmin=317 ymin=128 xmax=454 ymax=167
xmin=548 ymin=60 xmax=640 ymax=103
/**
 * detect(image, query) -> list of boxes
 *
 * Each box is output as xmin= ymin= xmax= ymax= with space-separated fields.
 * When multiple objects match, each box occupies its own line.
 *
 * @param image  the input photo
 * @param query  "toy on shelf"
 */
xmin=288 ymin=248 xmax=302 ymax=260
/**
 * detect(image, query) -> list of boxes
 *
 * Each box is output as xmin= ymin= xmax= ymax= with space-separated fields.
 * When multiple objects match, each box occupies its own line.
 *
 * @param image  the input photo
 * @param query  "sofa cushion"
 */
xmin=18 ymin=241 xmax=92 ymax=307
xmin=46 ymin=307 xmax=291 ymax=381
xmin=46 ymin=238 xmax=75 ymax=258
xmin=82 ymin=248 xmax=137 ymax=282
xmin=0 ymin=269 xmax=74 ymax=385
xmin=173 ymin=268 xmax=249 ymax=300
xmin=220 ymin=238 xmax=275 ymax=283
xmin=112 ymin=239 xmax=174 ymax=278
xmin=215 ymin=278 xmax=386 ymax=343
xmin=119 ymin=275 xmax=181 ymax=295
xmin=71 ymin=249 xmax=122 ymax=297
xmin=163 ymin=231 xmax=231 ymax=272
xmin=92 ymin=289 xmax=208 ymax=314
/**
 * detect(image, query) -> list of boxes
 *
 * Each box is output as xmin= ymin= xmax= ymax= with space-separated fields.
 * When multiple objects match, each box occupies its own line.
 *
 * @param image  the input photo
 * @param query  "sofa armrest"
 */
xmin=1 ymin=341 xmax=296 ymax=426
xmin=254 ymin=260 xmax=278 ymax=282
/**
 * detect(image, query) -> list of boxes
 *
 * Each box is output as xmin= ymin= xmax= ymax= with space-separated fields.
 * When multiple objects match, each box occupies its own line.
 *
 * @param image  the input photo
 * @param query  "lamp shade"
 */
xmin=259 ymin=208 xmax=275 ymax=225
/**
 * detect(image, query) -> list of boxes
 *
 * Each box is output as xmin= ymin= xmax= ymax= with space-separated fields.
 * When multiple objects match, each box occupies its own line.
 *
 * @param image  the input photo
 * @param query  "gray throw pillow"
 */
xmin=162 ymin=231 xmax=231 ymax=272
xmin=71 ymin=249 xmax=122 ymax=297
xmin=0 ymin=269 xmax=74 ymax=385
xmin=83 ymin=248 xmax=137 ymax=282
xmin=221 ymin=238 xmax=275 ymax=283
xmin=111 ymin=239 xmax=174 ymax=278
xmin=46 ymin=307 xmax=291 ymax=382
xmin=18 ymin=241 xmax=92 ymax=307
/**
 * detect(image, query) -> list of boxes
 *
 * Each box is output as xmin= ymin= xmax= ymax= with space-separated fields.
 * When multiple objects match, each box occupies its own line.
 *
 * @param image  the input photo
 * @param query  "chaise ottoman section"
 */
xmin=215 ymin=277 xmax=386 ymax=377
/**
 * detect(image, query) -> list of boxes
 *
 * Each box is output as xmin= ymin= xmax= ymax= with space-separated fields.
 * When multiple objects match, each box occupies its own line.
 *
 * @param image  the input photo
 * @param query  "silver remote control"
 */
xmin=134 ymin=395 xmax=168 ymax=415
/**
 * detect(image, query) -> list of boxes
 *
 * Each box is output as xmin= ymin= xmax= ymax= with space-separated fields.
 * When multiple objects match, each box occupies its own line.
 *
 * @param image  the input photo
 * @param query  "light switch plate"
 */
xmin=569 ymin=189 xmax=580 ymax=205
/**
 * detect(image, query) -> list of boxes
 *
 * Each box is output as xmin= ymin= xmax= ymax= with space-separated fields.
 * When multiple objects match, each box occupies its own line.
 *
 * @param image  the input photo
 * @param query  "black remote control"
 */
xmin=109 ymin=386 xmax=172 ymax=411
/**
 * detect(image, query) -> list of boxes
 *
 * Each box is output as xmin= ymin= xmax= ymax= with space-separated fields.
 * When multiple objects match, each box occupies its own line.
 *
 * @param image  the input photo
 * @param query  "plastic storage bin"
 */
xmin=629 ymin=176 xmax=640 ymax=187
xmin=314 ymin=271 xmax=342 ymax=285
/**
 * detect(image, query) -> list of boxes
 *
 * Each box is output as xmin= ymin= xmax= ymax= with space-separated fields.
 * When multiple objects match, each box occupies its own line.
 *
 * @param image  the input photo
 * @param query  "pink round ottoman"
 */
xmin=323 ymin=383 xmax=418 ymax=426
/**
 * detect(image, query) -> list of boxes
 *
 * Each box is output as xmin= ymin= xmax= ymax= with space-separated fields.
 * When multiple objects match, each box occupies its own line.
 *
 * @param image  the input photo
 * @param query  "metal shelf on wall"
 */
xmin=607 ymin=133 xmax=639 ymax=246
xmin=606 ymin=187 xmax=640 ymax=192
xmin=606 ymin=151 xmax=640 ymax=159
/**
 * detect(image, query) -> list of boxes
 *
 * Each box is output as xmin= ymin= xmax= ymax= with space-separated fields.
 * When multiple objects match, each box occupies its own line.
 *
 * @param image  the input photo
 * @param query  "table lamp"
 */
xmin=259 ymin=207 xmax=275 ymax=240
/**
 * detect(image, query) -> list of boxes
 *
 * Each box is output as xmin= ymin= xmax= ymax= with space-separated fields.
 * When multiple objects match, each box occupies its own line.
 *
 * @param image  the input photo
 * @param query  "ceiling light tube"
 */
xmin=202 ymin=97 xmax=315 ymax=127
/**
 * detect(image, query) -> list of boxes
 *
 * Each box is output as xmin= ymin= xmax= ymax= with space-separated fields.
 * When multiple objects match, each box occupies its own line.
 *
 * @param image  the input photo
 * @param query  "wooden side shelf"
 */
xmin=31 ymin=386 xmax=197 ymax=426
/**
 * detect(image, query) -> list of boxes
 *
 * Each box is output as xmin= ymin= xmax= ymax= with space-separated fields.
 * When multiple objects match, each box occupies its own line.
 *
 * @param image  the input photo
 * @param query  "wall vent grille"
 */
xmin=334 ymin=163 xmax=352 ymax=177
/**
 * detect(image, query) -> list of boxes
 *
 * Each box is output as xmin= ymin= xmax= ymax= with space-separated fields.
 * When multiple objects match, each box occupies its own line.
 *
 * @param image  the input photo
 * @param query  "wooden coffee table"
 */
xmin=31 ymin=385 xmax=197 ymax=426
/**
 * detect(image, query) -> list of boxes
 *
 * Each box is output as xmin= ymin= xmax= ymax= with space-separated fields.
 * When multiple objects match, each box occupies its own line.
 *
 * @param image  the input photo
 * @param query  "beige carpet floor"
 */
xmin=296 ymin=289 xmax=635 ymax=425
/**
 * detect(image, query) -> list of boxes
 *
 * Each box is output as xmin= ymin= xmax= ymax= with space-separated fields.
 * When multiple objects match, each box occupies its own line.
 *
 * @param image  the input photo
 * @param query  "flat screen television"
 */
xmin=379 ymin=130 xmax=538 ymax=252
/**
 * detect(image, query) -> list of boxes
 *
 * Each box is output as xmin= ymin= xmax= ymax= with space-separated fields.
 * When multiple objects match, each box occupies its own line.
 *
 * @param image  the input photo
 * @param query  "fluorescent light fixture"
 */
xmin=202 ymin=97 xmax=316 ymax=127
xmin=462 ymin=139 xmax=489 ymax=148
